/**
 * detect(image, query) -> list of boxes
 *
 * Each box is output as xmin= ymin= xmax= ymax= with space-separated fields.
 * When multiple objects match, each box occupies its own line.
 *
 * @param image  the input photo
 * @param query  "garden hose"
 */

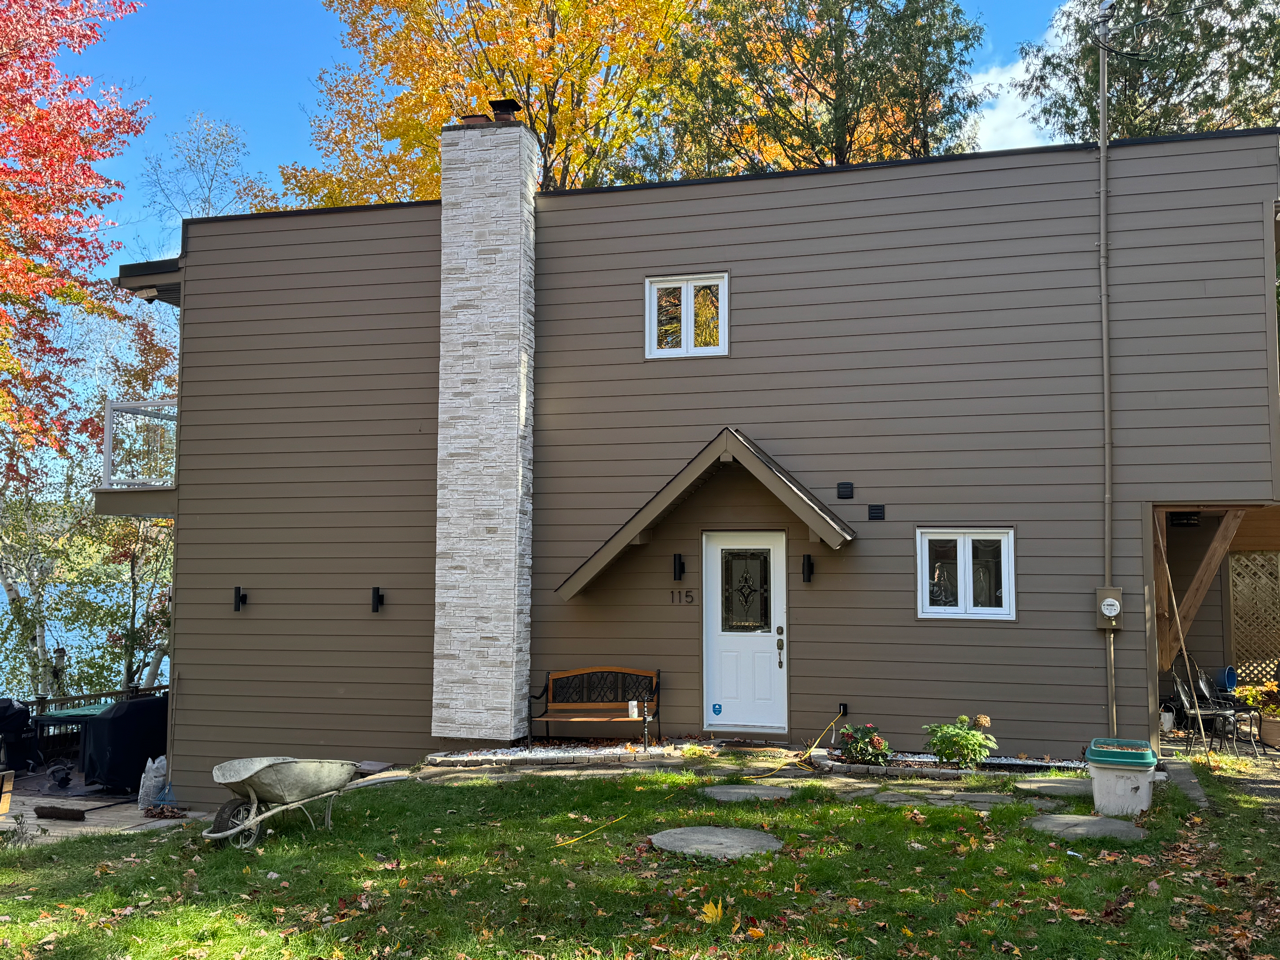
xmin=745 ymin=712 xmax=844 ymax=781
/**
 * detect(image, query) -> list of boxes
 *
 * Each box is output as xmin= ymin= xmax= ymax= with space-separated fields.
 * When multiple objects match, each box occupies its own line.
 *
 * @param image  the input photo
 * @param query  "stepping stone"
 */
xmin=953 ymin=793 xmax=1010 ymax=805
xmin=701 ymin=784 xmax=793 ymax=802
xmin=1014 ymin=778 xmax=1092 ymax=798
xmin=650 ymin=826 xmax=783 ymax=859
xmin=872 ymin=792 xmax=920 ymax=807
xmin=837 ymin=787 xmax=879 ymax=798
xmin=1024 ymin=814 xmax=1146 ymax=841
xmin=1029 ymin=798 xmax=1062 ymax=812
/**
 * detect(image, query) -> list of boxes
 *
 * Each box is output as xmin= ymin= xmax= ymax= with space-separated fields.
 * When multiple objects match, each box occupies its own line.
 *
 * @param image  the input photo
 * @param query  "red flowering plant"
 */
xmin=835 ymin=722 xmax=894 ymax=765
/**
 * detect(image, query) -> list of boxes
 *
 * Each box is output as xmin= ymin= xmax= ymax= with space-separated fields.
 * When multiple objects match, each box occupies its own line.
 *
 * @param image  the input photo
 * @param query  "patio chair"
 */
xmin=1197 ymin=669 xmax=1265 ymax=758
xmin=1172 ymin=674 xmax=1238 ymax=754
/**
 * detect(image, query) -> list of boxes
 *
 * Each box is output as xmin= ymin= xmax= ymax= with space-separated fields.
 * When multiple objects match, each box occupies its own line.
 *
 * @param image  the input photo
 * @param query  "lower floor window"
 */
xmin=917 ymin=528 xmax=1015 ymax=620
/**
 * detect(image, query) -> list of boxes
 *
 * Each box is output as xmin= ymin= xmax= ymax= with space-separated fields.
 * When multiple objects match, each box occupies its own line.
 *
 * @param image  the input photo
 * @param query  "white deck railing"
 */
xmin=101 ymin=399 xmax=178 ymax=488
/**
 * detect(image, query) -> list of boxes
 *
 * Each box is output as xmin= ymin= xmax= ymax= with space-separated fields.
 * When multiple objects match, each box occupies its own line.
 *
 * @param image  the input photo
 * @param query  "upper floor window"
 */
xmin=645 ymin=274 xmax=729 ymax=359
xmin=916 ymin=528 xmax=1016 ymax=621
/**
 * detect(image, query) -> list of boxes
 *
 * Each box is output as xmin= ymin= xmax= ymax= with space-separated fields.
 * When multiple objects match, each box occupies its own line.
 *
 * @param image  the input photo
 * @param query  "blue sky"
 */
xmin=69 ymin=0 xmax=1063 ymax=261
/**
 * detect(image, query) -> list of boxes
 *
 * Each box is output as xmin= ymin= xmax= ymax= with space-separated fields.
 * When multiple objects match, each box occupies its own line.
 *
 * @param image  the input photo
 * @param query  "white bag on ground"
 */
xmin=137 ymin=755 xmax=167 ymax=810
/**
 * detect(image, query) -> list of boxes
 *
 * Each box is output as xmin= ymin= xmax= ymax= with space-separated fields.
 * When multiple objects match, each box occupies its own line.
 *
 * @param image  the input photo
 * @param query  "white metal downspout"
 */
xmin=1098 ymin=1 xmax=1117 ymax=737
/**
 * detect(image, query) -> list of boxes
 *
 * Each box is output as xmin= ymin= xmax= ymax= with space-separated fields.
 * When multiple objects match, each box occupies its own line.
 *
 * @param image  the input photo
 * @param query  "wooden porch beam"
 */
xmin=1152 ymin=513 xmax=1176 ymax=673
xmin=1177 ymin=508 xmax=1246 ymax=629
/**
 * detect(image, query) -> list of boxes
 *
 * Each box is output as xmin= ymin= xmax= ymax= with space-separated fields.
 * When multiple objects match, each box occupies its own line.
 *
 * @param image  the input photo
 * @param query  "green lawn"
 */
xmin=1 ymin=767 xmax=1277 ymax=959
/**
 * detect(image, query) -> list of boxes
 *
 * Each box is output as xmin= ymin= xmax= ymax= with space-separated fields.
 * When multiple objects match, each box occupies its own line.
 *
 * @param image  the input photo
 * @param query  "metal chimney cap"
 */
xmin=488 ymin=98 xmax=523 ymax=117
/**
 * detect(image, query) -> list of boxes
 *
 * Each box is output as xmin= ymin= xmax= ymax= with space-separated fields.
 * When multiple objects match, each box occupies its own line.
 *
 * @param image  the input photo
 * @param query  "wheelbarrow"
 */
xmin=202 ymin=757 xmax=360 ymax=849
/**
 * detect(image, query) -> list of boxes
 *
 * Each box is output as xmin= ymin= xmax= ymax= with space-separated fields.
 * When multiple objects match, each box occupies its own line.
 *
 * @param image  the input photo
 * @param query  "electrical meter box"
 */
xmin=1096 ymin=587 xmax=1122 ymax=630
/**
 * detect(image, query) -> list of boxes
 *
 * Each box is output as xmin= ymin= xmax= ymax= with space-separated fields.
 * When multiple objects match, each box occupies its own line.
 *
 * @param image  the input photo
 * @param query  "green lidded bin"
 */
xmin=1085 ymin=737 xmax=1156 ymax=768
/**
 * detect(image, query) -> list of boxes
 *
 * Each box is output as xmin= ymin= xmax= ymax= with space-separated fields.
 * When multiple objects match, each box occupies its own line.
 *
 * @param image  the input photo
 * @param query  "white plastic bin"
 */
xmin=1088 ymin=761 xmax=1156 ymax=816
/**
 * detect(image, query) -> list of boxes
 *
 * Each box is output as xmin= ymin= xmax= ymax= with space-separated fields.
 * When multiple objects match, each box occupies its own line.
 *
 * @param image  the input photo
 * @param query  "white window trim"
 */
xmin=916 ymin=528 xmax=1016 ymax=621
xmin=644 ymin=274 xmax=729 ymax=359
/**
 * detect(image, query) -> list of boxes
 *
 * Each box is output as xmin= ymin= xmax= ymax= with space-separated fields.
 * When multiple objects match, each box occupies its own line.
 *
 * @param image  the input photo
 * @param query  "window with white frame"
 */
xmin=645 ymin=274 xmax=729 ymax=359
xmin=916 ymin=529 xmax=1016 ymax=620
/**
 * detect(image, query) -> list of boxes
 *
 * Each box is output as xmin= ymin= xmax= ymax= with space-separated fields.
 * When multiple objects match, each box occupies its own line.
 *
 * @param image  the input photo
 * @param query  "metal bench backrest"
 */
xmin=547 ymin=668 xmax=657 ymax=709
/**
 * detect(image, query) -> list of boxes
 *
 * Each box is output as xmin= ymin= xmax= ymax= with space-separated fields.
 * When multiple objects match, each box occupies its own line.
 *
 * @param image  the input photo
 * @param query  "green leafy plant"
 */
xmin=923 ymin=714 xmax=998 ymax=768
xmin=1236 ymin=682 xmax=1280 ymax=717
xmin=836 ymin=722 xmax=894 ymax=764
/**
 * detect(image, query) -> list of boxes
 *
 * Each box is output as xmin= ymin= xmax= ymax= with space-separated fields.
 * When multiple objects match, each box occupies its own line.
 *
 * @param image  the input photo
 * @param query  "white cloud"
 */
xmin=971 ymin=57 xmax=1054 ymax=153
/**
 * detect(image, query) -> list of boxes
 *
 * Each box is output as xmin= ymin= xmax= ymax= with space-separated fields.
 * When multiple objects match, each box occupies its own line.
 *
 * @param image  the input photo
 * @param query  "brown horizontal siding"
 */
xmin=1230 ymin=505 xmax=1280 ymax=551
xmin=532 ymin=133 xmax=1280 ymax=756
xmin=172 ymin=204 xmax=442 ymax=805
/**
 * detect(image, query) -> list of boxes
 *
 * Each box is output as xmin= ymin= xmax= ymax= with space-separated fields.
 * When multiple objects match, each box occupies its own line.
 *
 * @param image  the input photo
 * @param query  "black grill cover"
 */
xmin=82 ymin=694 xmax=168 ymax=792
xmin=0 ymin=698 xmax=30 ymax=735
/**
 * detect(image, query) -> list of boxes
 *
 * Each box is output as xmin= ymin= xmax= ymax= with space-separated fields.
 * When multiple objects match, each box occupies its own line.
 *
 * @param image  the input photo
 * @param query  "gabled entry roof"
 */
xmin=555 ymin=428 xmax=856 ymax=600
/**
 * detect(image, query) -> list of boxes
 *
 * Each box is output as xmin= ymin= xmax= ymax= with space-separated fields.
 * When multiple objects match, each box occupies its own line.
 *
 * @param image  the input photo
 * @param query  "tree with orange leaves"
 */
xmin=0 ymin=1 xmax=176 ymax=698
xmin=0 ymin=0 xmax=148 ymax=469
xmin=280 ymin=0 xmax=688 ymax=204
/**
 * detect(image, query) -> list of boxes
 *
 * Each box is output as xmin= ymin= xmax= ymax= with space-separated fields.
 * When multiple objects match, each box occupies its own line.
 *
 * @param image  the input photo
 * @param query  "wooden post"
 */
xmin=1154 ymin=510 xmax=1207 ymax=750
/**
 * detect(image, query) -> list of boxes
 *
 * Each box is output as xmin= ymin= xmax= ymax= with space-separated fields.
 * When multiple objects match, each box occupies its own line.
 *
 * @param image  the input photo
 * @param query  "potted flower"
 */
xmin=1236 ymin=682 xmax=1280 ymax=747
xmin=1261 ymin=706 xmax=1280 ymax=748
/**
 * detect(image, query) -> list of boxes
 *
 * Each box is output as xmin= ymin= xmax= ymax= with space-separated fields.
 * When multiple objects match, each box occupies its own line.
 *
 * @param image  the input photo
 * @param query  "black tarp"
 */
xmin=0 ymin=697 xmax=38 ymax=772
xmin=82 ymin=694 xmax=168 ymax=792
xmin=0 ymin=698 xmax=29 ymax=734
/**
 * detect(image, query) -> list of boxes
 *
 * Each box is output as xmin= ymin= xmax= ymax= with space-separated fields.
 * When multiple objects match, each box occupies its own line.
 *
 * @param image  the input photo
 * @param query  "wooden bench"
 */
xmin=0 ymin=769 xmax=13 ymax=818
xmin=528 ymin=667 xmax=660 ymax=748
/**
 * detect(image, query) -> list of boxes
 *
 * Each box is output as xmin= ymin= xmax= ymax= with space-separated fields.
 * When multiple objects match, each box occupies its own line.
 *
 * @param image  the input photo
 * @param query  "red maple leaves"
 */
xmin=0 ymin=0 xmax=148 ymax=467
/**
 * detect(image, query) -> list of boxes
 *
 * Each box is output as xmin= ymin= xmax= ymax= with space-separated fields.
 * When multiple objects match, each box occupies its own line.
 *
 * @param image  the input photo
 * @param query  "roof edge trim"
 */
xmin=538 ymin=126 xmax=1280 ymax=199
xmin=554 ymin=427 xmax=855 ymax=601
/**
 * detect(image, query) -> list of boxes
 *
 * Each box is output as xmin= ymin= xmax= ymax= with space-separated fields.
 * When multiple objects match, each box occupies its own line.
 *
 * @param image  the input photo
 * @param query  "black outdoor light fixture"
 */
xmin=372 ymin=587 xmax=386 ymax=613
xmin=802 ymin=554 xmax=814 ymax=583
xmin=233 ymin=586 xmax=248 ymax=611
xmin=673 ymin=554 xmax=686 ymax=581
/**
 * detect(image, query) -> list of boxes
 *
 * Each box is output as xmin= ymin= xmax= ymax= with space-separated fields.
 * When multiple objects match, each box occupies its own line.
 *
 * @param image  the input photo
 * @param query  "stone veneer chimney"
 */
xmin=431 ymin=120 xmax=539 ymax=741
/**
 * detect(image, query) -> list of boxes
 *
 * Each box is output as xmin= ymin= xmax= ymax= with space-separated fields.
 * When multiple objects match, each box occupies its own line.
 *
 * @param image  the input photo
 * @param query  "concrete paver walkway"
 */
xmin=0 ymin=775 xmax=209 ymax=844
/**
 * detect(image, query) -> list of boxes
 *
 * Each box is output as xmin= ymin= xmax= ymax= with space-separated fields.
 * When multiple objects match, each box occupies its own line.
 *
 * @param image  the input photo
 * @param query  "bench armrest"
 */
xmin=528 ymin=671 xmax=551 ymax=721
xmin=647 ymin=670 xmax=660 ymax=718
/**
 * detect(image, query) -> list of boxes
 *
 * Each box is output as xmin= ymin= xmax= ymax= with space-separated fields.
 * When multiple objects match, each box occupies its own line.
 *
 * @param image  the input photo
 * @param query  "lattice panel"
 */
xmin=1229 ymin=551 xmax=1280 ymax=683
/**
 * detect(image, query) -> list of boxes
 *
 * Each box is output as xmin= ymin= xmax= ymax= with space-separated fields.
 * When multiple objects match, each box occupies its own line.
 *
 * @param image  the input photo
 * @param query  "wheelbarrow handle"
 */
xmin=201 ymin=787 xmax=343 ymax=841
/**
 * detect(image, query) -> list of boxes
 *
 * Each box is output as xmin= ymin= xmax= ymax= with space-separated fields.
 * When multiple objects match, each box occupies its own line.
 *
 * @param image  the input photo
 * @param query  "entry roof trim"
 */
xmin=554 ymin=427 xmax=856 ymax=601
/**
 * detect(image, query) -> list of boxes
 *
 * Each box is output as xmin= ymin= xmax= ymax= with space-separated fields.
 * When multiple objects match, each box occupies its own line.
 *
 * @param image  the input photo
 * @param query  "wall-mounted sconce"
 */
xmin=836 ymin=482 xmax=854 ymax=499
xmin=673 ymin=554 xmax=686 ymax=581
xmin=802 ymin=555 xmax=814 ymax=583
xmin=372 ymin=587 xmax=386 ymax=613
xmin=233 ymin=586 xmax=248 ymax=611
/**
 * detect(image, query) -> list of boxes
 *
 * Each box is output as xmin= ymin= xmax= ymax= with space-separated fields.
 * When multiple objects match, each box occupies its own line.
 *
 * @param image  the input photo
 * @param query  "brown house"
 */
xmin=101 ymin=124 xmax=1280 ymax=805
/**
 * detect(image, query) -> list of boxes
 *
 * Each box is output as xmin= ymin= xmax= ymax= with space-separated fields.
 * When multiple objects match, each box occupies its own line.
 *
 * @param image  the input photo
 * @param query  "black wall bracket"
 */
xmin=372 ymin=587 xmax=386 ymax=613
xmin=233 ymin=587 xmax=248 ymax=611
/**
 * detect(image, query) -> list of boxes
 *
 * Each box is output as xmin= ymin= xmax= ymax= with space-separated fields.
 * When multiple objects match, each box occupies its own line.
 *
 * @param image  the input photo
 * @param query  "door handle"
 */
xmin=776 ymin=637 xmax=784 ymax=651
xmin=777 ymin=635 xmax=784 ymax=668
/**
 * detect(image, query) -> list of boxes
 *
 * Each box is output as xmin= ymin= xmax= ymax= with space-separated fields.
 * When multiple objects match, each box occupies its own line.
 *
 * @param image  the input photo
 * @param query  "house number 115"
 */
xmin=671 ymin=590 xmax=695 ymax=604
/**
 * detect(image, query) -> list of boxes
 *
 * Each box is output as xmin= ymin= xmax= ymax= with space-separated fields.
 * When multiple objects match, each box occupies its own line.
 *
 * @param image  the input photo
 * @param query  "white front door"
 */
xmin=703 ymin=531 xmax=788 ymax=733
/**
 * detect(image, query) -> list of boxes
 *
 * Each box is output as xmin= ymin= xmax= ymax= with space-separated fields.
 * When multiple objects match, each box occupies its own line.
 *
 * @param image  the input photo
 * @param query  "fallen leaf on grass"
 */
xmin=699 ymin=900 xmax=725 ymax=924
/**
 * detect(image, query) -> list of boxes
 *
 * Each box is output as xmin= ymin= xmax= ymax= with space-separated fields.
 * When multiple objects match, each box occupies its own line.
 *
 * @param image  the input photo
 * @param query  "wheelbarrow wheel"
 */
xmin=212 ymin=797 xmax=264 ymax=850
